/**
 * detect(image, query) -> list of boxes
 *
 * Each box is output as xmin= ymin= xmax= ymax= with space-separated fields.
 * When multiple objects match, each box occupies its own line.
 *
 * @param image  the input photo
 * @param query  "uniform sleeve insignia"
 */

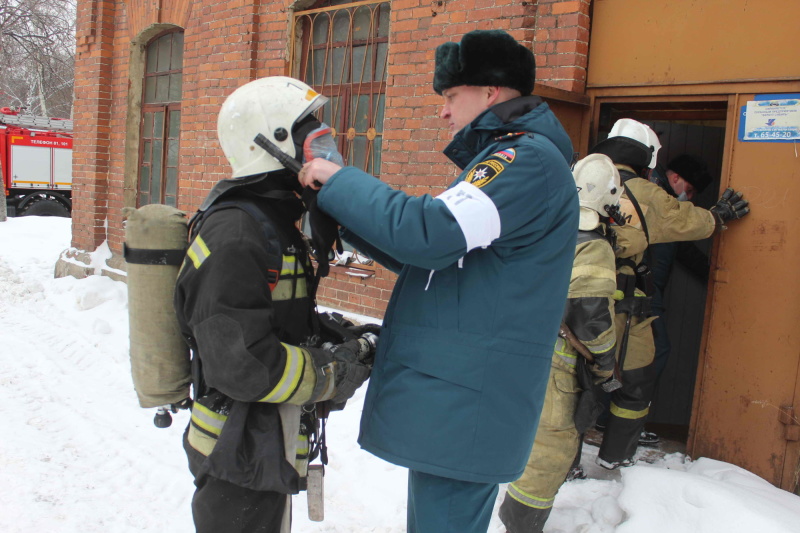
xmin=465 ymin=148 xmax=515 ymax=188
xmin=466 ymin=160 xmax=504 ymax=188
xmin=493 ymin=148 xmax=516 ymax=163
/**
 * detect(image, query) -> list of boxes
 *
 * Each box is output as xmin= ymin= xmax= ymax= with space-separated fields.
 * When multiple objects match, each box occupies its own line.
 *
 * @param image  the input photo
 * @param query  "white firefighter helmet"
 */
xmin=217 ymin=76 xmax=328 ymax=178
xmin=607 ymin=118 xmax=662 ymax=169
xmin=573 ymin=153 xmax=623 ymax=231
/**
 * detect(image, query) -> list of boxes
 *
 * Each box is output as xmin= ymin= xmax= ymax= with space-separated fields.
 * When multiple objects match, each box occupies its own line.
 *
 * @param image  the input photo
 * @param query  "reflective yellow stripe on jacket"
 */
xmin=295 ymin=433 xmax=310 ymax=476
xmin=187 ymin=236 xmax=211 ymax=269
xmin=259 ymin=343 xmax=307 ymax=403
xmin=187 ymin=401 xmax=228 ymax=456
xmin=553 ymin=337 xmax=578 ymax=368
xmin=273 ymin=255 xmax=308 ymax=300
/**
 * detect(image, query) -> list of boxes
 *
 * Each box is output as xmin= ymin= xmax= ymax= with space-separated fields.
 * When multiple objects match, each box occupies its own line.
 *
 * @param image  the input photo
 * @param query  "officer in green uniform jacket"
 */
xmin=299 ymin=30 xmax=579 ymax=533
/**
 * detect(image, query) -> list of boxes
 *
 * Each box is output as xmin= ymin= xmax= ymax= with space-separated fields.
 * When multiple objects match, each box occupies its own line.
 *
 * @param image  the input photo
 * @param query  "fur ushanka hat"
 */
xmin=433 ymin=30 xmax=536 ymax=95
xmin=667 ymin=154 xmax=712 ymax=193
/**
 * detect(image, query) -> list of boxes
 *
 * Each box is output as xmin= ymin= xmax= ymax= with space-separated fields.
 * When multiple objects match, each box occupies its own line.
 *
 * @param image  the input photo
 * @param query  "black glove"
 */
xmin=346 ymin=323 xmax=382 ymax=338
xmin=326 ymin=339 xmax=373 ymax=404
xmin=302 ymin=187 xmax=343 ymax=277
xmin=710 ymin=188 xmax=750 ymax=225
xmin=329 ymin=337 xmax=376 ymax=365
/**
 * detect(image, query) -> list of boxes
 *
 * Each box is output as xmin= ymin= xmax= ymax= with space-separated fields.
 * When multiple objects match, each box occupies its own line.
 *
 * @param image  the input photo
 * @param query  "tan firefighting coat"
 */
xmin=614 ymin=170 xmax=716 ymax=263
xmin=597 ymin=166 xmax=718 ymax=465
xmin=505 ymin=226 xmax=617 ymax=511
xmin=611 ymin=168 xmax=717 ymax=372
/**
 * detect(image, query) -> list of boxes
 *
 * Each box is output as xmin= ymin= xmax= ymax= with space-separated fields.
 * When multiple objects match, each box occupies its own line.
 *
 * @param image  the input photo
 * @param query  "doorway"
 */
xmin=592 ymin=98 xmax=728 ymax=442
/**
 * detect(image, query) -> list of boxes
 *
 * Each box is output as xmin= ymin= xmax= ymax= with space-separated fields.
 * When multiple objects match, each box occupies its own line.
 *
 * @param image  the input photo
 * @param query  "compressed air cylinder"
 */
xmin=123 ymin=204 xmax=191 ymax=408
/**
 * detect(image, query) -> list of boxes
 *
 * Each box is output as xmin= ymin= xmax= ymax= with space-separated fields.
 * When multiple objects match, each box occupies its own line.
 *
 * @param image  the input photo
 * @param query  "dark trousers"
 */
xmin=407 ymin=470 xmax=498 ymax=533
xmin=191 ymin=474 xmax=287 ymax=533
xmin=651 ymin=300 xmax=672 ymax=380
xmin=598 ymin=363 xmax=657 ymax=463
xmin=185 ymin=432 xmax=287 ymax=533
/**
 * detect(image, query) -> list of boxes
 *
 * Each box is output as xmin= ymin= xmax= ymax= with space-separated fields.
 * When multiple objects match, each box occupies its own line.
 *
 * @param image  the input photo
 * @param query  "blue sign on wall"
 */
xmin=739 ymin=94 xmax=800 ymax=143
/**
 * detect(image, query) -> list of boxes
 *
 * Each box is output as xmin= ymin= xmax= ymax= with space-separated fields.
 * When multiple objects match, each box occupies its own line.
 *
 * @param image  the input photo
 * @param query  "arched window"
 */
xmin=138 ymin=30 xmax=183 ymax=207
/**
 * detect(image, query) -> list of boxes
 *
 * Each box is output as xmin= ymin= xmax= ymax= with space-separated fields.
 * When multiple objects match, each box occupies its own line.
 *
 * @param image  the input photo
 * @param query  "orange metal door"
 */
xmin=690 ymin=93 xmax=800 ymax=491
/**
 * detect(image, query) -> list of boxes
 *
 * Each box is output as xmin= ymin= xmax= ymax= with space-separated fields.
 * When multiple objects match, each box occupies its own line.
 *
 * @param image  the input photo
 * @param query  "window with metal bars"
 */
xmin=138 ymin=30 xmax=183 ymax=207
xmin=293 ymin=0 xmax=390 ymax=268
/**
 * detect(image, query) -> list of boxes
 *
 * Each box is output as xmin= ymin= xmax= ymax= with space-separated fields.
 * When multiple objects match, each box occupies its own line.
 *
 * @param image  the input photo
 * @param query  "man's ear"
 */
xmin=485 ymin=86 xmax=502 ymax=106
xmin=667 ymin=170 xmax=680 ymax=188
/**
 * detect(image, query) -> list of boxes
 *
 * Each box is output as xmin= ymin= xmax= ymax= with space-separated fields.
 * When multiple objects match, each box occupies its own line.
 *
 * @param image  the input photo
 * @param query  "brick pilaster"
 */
xmin=532 ymin=0 xmax=591 ymax=93
xmin=72 ymin=0 xmax=117 ymax=251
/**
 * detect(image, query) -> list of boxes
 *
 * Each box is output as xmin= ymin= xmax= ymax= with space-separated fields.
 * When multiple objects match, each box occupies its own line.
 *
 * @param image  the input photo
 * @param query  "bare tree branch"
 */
xmin=0 ymin=0 xmax=76 ymax=117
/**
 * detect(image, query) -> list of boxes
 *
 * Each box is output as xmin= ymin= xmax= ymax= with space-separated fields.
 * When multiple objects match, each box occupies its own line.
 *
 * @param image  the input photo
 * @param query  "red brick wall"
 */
xmin=71 ymin=0 xmax=592 ymax=319
xmin=177 ymin=1 xmax=269 ymax=214
xmin=316 ymin=266 xmax=398 ymax=320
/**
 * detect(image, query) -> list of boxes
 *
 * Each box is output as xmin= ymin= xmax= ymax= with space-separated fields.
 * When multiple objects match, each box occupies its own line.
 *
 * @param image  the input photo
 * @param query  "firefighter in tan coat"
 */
xmin=499 ymin=154 xmax=623 ymax=532
xmin=589 ymin=119 xmax=750 ymax=470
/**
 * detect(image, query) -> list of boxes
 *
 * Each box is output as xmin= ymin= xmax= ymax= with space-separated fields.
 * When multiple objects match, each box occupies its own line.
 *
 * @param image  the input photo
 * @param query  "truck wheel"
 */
xmin=20 ymin=197 xmax=71 ymax=217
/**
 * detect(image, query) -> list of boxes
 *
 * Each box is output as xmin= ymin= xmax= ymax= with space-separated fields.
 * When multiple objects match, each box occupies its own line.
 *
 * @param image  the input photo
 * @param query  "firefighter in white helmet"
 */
xmin=587 ymin=119 xmax=750 ymax=470
xmin=499 ymin=154 xmax=623 ymax=532
xmin=174 ymin=76 xmax=375 ymax=533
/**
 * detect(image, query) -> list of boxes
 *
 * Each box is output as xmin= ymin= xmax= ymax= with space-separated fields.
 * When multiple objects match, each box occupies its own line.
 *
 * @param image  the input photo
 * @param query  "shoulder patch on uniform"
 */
xmin=466 ymin=148 xmax=516 ymax=188
xmin=466 ymin=160 xmax=505 ymax=188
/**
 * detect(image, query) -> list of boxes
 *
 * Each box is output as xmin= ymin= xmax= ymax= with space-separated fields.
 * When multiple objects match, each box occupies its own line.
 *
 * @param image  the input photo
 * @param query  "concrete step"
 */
xmin=574 ymin=427 xmax=687 ymax=482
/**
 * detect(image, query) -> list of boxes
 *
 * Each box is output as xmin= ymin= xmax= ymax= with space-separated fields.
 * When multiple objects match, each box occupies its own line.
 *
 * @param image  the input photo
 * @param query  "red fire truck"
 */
xmin=1 ymin=107 xmax=73 ymax=217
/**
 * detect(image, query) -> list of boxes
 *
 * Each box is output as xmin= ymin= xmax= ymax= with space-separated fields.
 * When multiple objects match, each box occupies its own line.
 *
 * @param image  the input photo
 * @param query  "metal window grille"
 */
xmin=292 ymin=0 xmax=390 ymax=268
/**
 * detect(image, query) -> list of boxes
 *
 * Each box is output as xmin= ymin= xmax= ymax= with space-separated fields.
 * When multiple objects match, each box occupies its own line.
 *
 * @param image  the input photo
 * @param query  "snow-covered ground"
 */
xmin=2 ymin=215 xmax=800 ymax=533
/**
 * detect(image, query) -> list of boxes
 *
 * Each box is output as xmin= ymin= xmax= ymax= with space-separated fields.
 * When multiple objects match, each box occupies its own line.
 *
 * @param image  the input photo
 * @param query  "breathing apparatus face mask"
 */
xmin=676 ymin=191 xmax=689 ymax=202
xmin=297 ymin=121 xmax=345 ymax=277
xmin=303 ymin=124 xmax=344 ymax=166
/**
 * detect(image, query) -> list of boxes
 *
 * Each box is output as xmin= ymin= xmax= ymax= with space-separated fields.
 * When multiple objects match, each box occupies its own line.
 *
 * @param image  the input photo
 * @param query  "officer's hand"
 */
xmin=299 ymin=158 xmax=342 ymax=190
xmin=710 ymin=188 xmax=750 ymax=225
xmin=327 ymin=340 xmax=372 ymax=404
